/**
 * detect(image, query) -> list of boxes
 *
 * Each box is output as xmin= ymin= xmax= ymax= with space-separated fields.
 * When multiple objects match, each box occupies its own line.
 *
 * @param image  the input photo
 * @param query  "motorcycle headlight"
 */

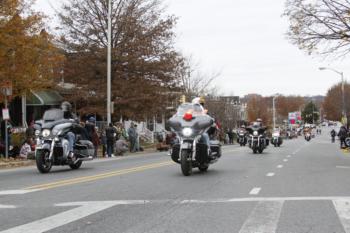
xmin=182 ymin=128 xmax=193 ymax=137
xmin=35 ymin=130 xmax=40 ymax=136
xmin=253 ymin=131 xmax=258 ymax=136
xmin=42 ymin=129 xmax=51 ymax=137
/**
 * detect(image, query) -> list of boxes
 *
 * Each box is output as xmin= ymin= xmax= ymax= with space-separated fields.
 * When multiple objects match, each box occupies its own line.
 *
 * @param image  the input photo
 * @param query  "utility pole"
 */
xmin=273 ymin=96 xmax=276 ymax=130
xmin=4 ymin=95 xmax=8 ymax=159
xmin=107 ymin=0 xmax=112 ymax=124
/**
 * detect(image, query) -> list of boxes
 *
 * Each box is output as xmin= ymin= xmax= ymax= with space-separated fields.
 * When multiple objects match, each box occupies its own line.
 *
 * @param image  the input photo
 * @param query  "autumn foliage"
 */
xmin=0 ymin=0 xmax=63 ymax=97
xmin=323 ymin=82 xmax=350 ymax=121
xmin=246 ymin=94 xmax=305 ymax=126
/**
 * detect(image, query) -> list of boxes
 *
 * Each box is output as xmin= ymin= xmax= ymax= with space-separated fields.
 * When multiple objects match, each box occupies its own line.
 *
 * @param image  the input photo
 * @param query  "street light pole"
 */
xmin=273 ymin=96 xmax=276 ymax=130
xmin=107 ymin=0 xmax=112 ymax=125
xmin=319 ymin=67 xmax=346 ymax=124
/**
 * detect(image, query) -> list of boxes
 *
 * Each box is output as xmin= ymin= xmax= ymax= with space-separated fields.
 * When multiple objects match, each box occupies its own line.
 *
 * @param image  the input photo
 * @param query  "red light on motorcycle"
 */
xmin=183 ymin=112 xmax=193 ymax=121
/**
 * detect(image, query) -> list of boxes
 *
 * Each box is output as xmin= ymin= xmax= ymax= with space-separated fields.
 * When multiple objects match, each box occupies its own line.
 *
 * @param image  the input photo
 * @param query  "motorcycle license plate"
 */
xmin=181 ymin=142 xmax=192 ymax=149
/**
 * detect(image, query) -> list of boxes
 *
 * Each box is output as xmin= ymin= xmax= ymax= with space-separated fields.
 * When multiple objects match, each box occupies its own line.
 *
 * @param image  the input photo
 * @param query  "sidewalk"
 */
xmin=0 ymin=158 xmax=35 ymax=169
xmin=0 ymin=147 xmax=159 ymax=170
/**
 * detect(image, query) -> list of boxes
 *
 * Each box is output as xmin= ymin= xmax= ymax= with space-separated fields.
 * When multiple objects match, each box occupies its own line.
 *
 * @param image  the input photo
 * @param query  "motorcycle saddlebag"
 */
xmin=75 ymin=140 xmax=95 ymax=157
xmin=210 ymin=141 xmax=221 ymax=158
xmin=171 ymin=143 xmax=180 ymax=163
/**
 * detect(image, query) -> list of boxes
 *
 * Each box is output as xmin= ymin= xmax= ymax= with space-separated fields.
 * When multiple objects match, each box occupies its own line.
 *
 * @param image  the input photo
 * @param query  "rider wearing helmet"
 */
xmin=61 ymin=101 xmax=77 ymax=160
xmin=192 ymin=97 xmax=215 ymax=155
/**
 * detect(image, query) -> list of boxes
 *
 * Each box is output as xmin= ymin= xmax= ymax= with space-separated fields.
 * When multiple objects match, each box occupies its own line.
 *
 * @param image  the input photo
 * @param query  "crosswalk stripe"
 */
xmin=238 ymin=201 xmax=284 ymax=233
xmin=333 ymin=199 xmax=350 ymax=233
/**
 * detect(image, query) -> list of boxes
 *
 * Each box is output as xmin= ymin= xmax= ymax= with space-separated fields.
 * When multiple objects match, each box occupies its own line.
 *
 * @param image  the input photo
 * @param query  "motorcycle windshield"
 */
xmin=175 ymin=103 xmax=206 ymax=117
xmin=43 ymin=109 xmax=64 ymax=122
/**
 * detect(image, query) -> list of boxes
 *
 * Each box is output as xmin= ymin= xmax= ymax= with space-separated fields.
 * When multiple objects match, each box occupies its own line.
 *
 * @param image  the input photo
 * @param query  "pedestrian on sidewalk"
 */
xmin=105 ymin=123 xmax=116 ymax=157
xmin=338 ymin=126 xmax=348 ymax=149
xmin=85 ymin=117 xmax=100 ymax=158
xmin=127 ymin=123 xmax=137 ymax=153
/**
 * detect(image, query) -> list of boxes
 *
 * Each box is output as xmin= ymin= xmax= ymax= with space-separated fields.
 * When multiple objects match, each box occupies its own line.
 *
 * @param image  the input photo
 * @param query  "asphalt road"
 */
xmin=1 ymin=127 xmax=350 ymax=233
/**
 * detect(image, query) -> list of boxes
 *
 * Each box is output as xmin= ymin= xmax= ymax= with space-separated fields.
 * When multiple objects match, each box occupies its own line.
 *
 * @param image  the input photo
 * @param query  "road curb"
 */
xmin=0 ymin=160 xmax=35 ymax=169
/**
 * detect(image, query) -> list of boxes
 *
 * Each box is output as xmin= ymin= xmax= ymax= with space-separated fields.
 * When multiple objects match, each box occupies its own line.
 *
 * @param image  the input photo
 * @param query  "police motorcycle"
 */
xmin=34 ymin=109 xmax=94 ymax=173
xmin=271 ymin=129 xmax=283 ymax=147
xmin=168 ymin=103 xmax=221 ymax=176
xmin=246 ymin=123 xmax=269 ymax=154
xmin=237 ymin=127 xmax=247 ymax=146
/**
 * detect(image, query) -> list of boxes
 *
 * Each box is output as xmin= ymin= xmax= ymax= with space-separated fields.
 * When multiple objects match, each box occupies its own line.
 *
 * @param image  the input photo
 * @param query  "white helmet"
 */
xmin=192 ymin=97 xmax=201 ymax=104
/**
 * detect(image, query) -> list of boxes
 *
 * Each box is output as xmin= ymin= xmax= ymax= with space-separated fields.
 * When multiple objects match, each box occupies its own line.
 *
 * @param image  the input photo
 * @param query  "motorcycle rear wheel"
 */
xmin=36 ymin=150 xmax=52 ymax=174
xmin=181 ymin=150 xmax=192 ymax=176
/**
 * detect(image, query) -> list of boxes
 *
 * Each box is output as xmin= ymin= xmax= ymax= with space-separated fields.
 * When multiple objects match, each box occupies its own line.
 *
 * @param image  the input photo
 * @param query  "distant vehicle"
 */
xmin=246 ymin=124 xmax=269 ymax=154
xmin=271 ymin=131 xmax=283 ymax=147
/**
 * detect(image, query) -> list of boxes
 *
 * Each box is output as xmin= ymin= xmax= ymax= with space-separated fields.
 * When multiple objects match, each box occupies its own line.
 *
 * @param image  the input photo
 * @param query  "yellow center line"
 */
xmin=25 ymin=161 xmax=173 ymax=191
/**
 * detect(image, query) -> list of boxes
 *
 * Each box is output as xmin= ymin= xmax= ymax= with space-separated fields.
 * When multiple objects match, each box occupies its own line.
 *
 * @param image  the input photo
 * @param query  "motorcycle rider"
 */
xmin=192 ymin=97 xmax=213 ymax=155
xmin=237 ymin=125 xmax=247 ymax=143
xmin=61 ymin=101 xmax=78 ymax=160
xmin=331 ymin=128 xmax=336 ymax=143
xmin=338 ymin=126 xmax=348 ymax=149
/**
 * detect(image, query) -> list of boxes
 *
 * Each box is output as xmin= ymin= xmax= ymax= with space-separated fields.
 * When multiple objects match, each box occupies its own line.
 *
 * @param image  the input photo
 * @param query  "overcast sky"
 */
xmin=34 ymin=0 xmax=350 ymax=97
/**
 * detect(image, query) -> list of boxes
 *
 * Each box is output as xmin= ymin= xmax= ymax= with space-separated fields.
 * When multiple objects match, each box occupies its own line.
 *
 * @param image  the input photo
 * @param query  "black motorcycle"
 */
xmin=305 ymin=132 xmax=311 ymax=141
xmin=168 ymin=103 xmax=221 ymax=176
xmin=271 ymin=131 xmax=283 ymax=147
xmin=247 ymin=125 xmax=268 ymax=154
xmin=237 ymin=129 xmax=247 ymax=146
xmin=34 ymin=109 xmax=94 ymax=173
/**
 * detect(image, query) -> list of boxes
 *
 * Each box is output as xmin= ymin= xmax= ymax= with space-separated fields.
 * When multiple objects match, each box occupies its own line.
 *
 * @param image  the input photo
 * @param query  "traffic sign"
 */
xmin=2 ymin=108 xmax=9 ymax=120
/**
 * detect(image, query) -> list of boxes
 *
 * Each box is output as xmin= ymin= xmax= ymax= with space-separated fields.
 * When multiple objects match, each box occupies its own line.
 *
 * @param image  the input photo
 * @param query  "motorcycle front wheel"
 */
xmin=69 ymin=161 xmax=82 ymax=170
xmin=181 ymin=150 xmax=192 ymax=176
xmin=36 ymin=150 xmax=52 ymax=173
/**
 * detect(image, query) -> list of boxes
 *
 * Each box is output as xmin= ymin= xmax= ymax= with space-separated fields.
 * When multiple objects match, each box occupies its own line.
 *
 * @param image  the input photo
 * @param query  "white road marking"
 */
xmin=249 ymin=187 xmax=261 ymax=195
xmin=277 ymin=165 xmax=283 ymax=169
xmin=336 ymin=166 xmax=350 ymax=169
xmin=238 ymin=201 xmax=284 ymax=233
xmin=181 ymin=196 xmax=350 ymax=204
xmin=333 ymin=199 xmax=350 ymax=233
xmin=0 ymin=204 xmax=16 ymax=209
xmin=0 ymin=190 xmax=41 ymax=195
xmin=266 ymin=173 xmax=275 ymax=177
xmin=0 ymin=201 xmax=146 ymax=233
xmin=287 ymin=155 xmax=291 ymax=158
xmin=283 ymin=159 xmax=288 ymax=162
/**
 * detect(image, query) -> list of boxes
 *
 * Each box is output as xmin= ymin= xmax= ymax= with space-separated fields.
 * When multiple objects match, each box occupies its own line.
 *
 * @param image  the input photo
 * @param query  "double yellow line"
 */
xmin=25 ymin=161 xmax=173 ymax=191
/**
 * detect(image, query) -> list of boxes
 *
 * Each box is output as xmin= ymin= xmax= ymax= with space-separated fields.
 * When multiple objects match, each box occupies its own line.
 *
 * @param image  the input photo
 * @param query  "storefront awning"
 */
xmin=27 ymin=90 xmax=64 ymax=106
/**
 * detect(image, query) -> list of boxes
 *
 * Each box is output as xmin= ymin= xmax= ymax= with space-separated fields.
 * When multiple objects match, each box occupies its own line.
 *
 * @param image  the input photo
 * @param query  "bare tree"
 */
xmin=178 ymin=56 xmax=221 ymax=98
xmin=58 ymin=0 xmax=184 ymax=119
xmin=284 ymin=0 xmax=350 ymax=57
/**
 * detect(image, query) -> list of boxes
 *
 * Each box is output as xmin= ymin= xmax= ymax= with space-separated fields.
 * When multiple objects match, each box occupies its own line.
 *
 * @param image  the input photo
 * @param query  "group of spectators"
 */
xmin=99 ymin=121 xmax=142 ymax=158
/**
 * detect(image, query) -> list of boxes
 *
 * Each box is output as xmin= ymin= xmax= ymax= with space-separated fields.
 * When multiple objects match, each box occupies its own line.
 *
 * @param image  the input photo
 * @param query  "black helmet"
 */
xmin=61 ymin=101 xmax=72 ymax=112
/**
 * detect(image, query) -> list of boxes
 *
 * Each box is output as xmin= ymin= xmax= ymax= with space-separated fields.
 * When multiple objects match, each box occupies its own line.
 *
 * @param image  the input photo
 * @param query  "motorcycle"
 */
xmin=305 ymin=132 xmax=311 ymax=141
xmin=271 ymin=131 xmax=282 ymax=147
xmin=247 ymin=125 xmax=268 ymax=154
xmin=168 ymin=103 xmax=222 ymax=176
xmin=237 ymin=129 xmax=247 ymax=146
xmin=34 ymin=109 xmax=94 ymax=173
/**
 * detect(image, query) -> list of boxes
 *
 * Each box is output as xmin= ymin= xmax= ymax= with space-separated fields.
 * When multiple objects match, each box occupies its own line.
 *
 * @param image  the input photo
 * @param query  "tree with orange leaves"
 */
xmin=0 ymin=0 xmax=63 ymax=99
